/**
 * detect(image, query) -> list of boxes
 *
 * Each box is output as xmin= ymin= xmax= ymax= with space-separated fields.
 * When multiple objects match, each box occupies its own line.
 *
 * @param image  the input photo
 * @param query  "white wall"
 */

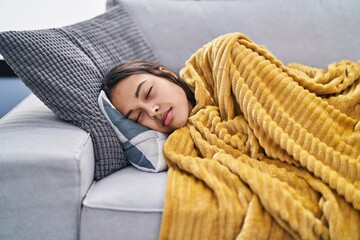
xmin=0 ymin=0 xmax=107 ymax=58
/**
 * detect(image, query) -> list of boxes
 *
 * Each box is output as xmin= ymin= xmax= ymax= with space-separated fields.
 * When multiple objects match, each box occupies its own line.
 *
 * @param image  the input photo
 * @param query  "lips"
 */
xmin=162 ymin=108 xmax=173 ymax=127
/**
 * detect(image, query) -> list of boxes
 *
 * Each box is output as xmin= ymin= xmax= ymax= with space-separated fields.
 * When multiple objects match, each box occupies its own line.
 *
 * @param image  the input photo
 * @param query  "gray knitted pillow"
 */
xmin=0 ymin=4 xmax=157 ymax=181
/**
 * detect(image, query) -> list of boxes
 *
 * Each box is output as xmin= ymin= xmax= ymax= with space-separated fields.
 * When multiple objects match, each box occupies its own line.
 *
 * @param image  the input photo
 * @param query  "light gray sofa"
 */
xmin=1 ymin=0 xmax=359 ymax=239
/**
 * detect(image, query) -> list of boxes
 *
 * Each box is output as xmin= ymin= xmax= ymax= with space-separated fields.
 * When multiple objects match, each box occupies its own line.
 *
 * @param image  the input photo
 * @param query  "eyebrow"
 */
xmin=125 ymin=80 xmax=147 ymax=118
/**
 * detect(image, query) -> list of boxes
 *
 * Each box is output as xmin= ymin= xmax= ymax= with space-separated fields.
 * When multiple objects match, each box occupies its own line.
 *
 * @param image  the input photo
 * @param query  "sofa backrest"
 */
xmin=110 ymin=0 xmax=360 ymax=73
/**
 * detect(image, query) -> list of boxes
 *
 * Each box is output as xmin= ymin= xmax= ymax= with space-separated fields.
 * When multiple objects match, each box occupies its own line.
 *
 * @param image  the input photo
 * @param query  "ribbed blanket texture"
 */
xmin=160 ymin=33 xmax=360 ymax=240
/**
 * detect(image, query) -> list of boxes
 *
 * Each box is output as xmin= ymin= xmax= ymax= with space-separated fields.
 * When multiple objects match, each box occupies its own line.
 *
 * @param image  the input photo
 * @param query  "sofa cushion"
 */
xmin=121 ymin=0 xmax=360 ymax=73
xmin=98 ymin=90 xmax=168 ymax=172
xmin=81 ymin=166 xmax=167 ymax=240
xmin=0 ymin=3 xmax=157 ymax=180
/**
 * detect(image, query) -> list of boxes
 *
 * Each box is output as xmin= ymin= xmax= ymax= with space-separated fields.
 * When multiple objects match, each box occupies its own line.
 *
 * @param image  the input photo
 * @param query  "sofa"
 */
xmin=0 ymin=0 xmax=359 ymax=239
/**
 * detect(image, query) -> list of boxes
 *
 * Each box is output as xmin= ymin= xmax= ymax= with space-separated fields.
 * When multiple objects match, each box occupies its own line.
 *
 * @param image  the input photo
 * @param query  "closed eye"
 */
xmin=146 ymin=86 xmax=153 ymax=99
xmin=135 ymin=111 xmax=142 ymax=122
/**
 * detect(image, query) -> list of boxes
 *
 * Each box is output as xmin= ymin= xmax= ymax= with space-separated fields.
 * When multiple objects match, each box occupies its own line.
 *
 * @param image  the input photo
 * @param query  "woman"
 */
xmin=103 ymin=60 xmax=195 ymax=134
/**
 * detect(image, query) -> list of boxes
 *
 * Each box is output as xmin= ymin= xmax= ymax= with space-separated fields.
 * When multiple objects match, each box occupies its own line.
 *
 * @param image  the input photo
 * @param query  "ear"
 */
xmin=159 ymin=66 xmax=178 ymax=79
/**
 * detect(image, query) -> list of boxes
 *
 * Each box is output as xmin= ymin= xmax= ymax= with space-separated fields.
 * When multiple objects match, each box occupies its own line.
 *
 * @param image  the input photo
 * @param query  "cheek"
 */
xmin=167 ymin=86 xmax=186 ymax=105
xmin=178 ymin=108 xmax=189 ymax=124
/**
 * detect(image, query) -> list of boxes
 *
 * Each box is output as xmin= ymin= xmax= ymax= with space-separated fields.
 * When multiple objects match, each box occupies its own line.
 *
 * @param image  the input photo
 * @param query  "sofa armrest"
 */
xmin=0 ymin=94 xmax=94 ymax=240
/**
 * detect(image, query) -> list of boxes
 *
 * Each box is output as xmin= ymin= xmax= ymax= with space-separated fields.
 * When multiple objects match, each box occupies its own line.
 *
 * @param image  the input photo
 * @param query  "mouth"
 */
xmin=162 ymin=108 xmax=173 ymax=127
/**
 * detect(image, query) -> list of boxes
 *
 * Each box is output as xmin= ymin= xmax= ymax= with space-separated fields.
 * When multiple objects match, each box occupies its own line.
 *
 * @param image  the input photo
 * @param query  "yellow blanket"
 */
xmin=159 ymin=33 xmax=360 ymax=240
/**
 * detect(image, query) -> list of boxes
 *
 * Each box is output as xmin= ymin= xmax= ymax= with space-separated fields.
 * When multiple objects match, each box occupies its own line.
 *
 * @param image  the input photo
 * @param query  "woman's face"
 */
xmin=110 ymin=73 xmax=192 ymax=134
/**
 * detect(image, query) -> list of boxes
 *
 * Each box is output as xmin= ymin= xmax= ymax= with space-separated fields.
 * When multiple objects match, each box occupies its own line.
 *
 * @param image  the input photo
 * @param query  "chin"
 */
xmin=162 ymin=119 xmax=187 ymax=134
xmin=165 ymin=125 xmax=179 ymax=134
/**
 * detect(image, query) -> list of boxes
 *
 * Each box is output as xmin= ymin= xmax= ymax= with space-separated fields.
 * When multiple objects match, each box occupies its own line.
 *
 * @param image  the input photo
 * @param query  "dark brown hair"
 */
xmin=102 ymin=60 xmax=195 ymax=106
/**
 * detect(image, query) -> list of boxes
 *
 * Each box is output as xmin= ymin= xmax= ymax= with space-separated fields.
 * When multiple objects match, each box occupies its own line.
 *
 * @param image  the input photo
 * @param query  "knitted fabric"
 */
xmin=160 ymin=33 xmax=360 ymax=239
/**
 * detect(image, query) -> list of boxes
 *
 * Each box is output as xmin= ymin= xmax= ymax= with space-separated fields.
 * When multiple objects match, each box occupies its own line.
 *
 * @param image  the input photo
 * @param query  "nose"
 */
xmin=152 ymin=105 xmax=160 ymax=118
xmin=153 ymin=105 xmax=159 ymax=113
xmin=145 ymin=104 xmax=159 ymax=119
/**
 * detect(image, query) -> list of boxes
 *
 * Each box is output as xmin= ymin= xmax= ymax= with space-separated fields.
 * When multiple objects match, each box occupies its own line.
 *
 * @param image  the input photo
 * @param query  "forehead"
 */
xmin=112 ymin=74 xmax=146 ymax=95
xmin=110 ymin=74 xmax=148 ymax=110
xmin=117 ymin=73 xmax=147 ymax=89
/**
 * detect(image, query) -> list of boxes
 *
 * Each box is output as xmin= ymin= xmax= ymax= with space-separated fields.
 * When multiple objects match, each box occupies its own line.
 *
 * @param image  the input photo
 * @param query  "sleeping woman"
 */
xmin=103 ymin=33 xmax=360 ymax=239
xmin=102 ymin=60 xmax=195 ymax=134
